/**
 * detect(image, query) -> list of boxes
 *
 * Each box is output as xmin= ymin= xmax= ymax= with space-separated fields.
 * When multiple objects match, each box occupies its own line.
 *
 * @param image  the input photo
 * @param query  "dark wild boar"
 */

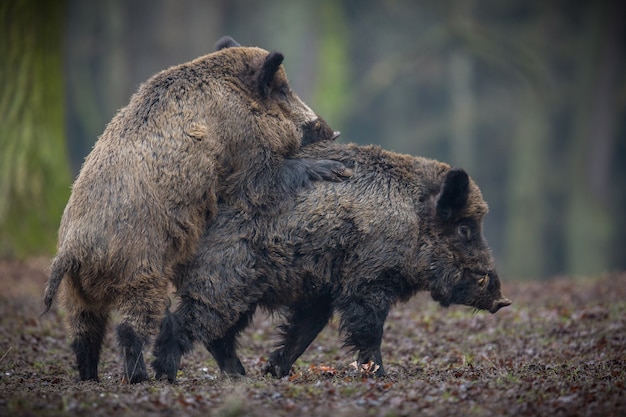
xmin=152 ymin=141 xmax=511 ymax=381
xmin=42 ymin=37 xmax=346 ymax=383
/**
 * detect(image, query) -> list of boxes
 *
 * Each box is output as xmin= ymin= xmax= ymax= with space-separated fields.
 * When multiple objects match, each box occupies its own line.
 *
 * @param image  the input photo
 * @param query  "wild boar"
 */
xmin=42 ymin=37 xmax=346 ymax=383
xmin=152 ymin=141 xmax=511 ymax=381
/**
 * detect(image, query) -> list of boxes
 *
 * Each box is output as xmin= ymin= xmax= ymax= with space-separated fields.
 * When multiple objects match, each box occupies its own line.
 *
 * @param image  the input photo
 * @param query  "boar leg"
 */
xmin=276 ymin=158 xmax=350 ymax=196
xmin=338 ymin=298 xmax=389 ymax=377
xmin=117 ymin=277 xmax=169 ymax=383
xmin=264 ymin=296 xmax=333 ymax=378
xmin=152 ymin=309 xmax=193 ymax=382
xmin=356 ymin=348 xmax=385 ymax=376
xmin=152 ymin=306 xmax=199 ymax=382
xmin=67 ymin=308 xmax=109 ymax=381
xmin=205 ymin=308 xmax=254 ymax=376
xmin=296 ymin=159 xmax=351 ymax=183
xmin=153 ymin=299 xmax=252 ymax=381
xmin=117 ymin=322 xmax=149 ymax=383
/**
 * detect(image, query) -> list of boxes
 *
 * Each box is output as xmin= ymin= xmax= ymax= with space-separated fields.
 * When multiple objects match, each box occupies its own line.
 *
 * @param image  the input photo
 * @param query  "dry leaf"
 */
xmin=350 ymin=360 xmax=380 ymax=375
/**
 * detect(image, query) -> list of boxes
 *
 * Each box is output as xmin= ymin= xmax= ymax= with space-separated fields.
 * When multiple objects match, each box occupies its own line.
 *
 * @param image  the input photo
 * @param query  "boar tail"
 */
xmin=42 ymin=253 xmax=74 ymax=315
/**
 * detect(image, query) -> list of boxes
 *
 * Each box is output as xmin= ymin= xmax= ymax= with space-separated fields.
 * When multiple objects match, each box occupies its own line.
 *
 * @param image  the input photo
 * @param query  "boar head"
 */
xmin=426 ymin=168 xmax=511 ymax=314
xmin=214 ymin=36 xmax=340 ymax=147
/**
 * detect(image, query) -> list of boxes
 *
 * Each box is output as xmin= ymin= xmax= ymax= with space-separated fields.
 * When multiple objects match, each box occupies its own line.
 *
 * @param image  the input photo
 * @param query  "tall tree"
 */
xmin=0 ymin=0 xmax=71 ymax=258
xmin=565 ymin=0 xmax=624 ymax=276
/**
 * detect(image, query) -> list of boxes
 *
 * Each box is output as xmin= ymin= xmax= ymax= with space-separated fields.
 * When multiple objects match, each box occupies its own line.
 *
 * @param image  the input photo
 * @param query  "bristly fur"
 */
xmin=69 ymin=309 xmax=108 ymax=381
xmin=152 ymin=309 xmax=193 ymax=381
xmin=42 ymin=253 xmax=74 ymax=315
xmin=152 ymin=141 xmax=510 ymax=382
xmin=117 ymin=323 xmax=148 ymax=383
xmin=43 ymin=37 xmax=347 ymax=383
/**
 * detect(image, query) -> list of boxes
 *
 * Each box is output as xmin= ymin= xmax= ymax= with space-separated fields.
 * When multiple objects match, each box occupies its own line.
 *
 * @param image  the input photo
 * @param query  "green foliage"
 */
xmin=0 ymin=0 xmax=71 ymax=258
xmin=311 ymin=0 xmax=350 ymax=128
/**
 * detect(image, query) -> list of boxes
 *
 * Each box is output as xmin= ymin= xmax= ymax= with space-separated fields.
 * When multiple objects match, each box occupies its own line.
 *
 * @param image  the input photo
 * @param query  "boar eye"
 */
xmin=275 ymin=85 xmax=289 ymax=100
xmin=457 ymin=225 xmax=471 ymax=241
xmin=477 ymin=274 xmax=490 ymax=288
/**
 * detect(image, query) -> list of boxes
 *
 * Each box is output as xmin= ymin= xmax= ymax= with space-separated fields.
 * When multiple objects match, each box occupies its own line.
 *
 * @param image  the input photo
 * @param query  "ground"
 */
xmin=0 ymin=258 xmax=624 ymax=417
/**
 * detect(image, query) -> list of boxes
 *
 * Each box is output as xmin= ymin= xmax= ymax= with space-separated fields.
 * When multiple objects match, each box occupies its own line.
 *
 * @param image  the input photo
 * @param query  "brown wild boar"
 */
xmin=151 ymin=141 xmax=511 ymax=381
xmin=42 ymin=37 xmax=347 ymax=383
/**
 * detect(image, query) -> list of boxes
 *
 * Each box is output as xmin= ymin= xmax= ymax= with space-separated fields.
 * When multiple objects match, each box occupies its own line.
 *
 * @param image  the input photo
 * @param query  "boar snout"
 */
xmin=490 ymin=296 xmax=512 ymax=314
xmin=300 ymin=116 xmax=340 ymax=146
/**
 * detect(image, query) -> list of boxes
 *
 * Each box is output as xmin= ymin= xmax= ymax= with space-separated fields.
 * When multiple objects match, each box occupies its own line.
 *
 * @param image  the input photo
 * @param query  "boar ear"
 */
xmin=215 ymin=36 xmax=240 ymax=51
xmin=436 ymin=168 xmax=469 ymax=221
xmin=258 ymin=51 xmax=284 ymax=98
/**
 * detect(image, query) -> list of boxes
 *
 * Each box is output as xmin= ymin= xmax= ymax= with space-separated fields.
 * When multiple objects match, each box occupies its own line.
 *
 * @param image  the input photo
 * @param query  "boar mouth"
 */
xmin=444 ymin=270 xmax=511 ymax=314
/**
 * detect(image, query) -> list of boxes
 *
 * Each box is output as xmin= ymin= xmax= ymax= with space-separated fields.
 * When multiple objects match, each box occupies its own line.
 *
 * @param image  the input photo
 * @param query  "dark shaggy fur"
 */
xmin=42 ymin=37 xmax=347 ymax=383
xmin=152 ymin=141 xmax=511 ymax=382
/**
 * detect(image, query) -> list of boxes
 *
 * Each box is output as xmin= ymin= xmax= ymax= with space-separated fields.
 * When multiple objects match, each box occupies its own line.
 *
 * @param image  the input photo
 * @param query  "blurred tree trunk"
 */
xmin=0 ymin=0 xmax=71 ymax=258
xmin=448 ymin=50 xmax=476 ymax=172
xmin=565 ymin=0 xmax=623 ymax=276
xmin=65 ymin=0 xmax=224 ymax=173
xmin=447 ymin=0 xmax=476 ymax=172
xmin=503 ymin=89 xmax=549 ymax=279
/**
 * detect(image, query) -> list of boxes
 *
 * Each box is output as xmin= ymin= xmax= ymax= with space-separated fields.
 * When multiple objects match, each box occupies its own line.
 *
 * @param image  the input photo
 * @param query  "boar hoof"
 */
xmin=311 ymin=160 xmax=353 ymax=183
xmin=121 ymin=368 xmax=148 ymax=384
xmin=263 ymin=362 xmax=290 ymax=378
xmin=73 ymin=374 xmax=99 ymax=383
xmin=221 ymin=361 xmax=246 ymax=377
xmin=263 ymin=352 xmax=291 ymax=378
xmin=154 ymin=369 xmax=176 ymax=383
xmin=152 ymin=360 xmax=178 ymax=383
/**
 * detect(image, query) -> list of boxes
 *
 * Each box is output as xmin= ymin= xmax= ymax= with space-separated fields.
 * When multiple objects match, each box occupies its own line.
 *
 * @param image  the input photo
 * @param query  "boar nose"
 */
xmin=490 ymin=297 xmax=512 ymax=314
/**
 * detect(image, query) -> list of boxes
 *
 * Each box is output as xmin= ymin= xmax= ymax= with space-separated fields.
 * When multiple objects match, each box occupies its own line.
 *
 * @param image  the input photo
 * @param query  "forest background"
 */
xmin=1 ymin=0 xmax=625 ymax=280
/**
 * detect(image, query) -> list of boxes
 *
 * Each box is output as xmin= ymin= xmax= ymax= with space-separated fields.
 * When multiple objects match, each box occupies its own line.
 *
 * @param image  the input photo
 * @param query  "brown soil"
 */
xmin=1 ymin=258 xmax=624 ymax=416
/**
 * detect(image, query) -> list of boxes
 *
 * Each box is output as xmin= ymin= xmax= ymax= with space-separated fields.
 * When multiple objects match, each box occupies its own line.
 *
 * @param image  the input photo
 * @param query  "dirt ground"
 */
xmin=0 ymin=258 xmax=624 ymax=417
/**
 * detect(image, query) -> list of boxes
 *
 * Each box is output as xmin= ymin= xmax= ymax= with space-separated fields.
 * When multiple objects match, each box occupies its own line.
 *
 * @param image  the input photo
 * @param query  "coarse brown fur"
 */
xmin=42 ymin=37 xmax=347 ymax=383
xmin=152 ymin=141 xmax=511 ymax=381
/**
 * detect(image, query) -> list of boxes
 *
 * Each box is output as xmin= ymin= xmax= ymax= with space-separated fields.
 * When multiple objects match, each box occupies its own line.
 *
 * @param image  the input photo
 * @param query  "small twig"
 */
xmin=481 ymin=353 xmax=498 ymax=369
xmin=0 ymin=347 xmax=13 ymax=364
xmin=129 ymin=341 xmax=146 ymax=381
xmin=481 ymin=352 xmax=509 ymax=377
xmin=123 ymin=342 xmax=146 ymax=382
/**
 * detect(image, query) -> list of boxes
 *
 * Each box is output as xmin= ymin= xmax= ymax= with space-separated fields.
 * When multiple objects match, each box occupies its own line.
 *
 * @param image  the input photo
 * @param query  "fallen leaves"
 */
xmin=349 ymin=360 xmax=380 ymax=376
xmin=309 ymin=364 xmax=338 ymax=376
xmin=2 ymin=261 xmax=626 ymax=417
